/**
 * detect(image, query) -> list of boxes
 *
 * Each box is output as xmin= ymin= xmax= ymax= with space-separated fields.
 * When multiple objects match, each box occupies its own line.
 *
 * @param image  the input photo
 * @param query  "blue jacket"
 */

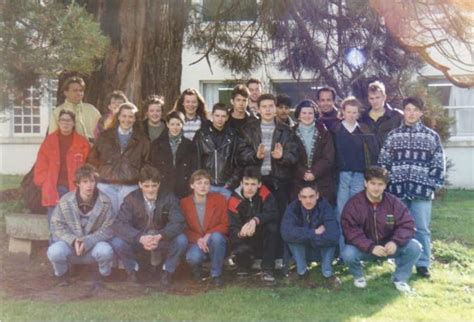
xmin=281 ymin=198 xmax=340 ymax=247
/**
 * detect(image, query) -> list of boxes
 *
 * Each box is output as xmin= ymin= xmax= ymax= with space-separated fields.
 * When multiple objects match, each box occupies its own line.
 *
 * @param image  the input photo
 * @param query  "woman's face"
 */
xmin=118 ymin=108 xmax=136 ymax=131
xmin=183 ymin=94 xmax=198 ymax=117
xmin=58 ymin=114 xmax=75 ymax=135
xmin=146 ymin=104 xmax=163 ymax=124
xmin=342 ymin=105 xmax=360 ymax=123
xmin=298 ymin=107 xmax=315 ymax=126
xmin=167 ymin=118 xmax=183 ymax=136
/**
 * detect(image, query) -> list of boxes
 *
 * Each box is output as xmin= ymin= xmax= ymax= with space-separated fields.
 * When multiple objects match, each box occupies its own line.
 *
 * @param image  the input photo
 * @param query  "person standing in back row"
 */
xmin=379 ymin=96 xmax=445 ymax=278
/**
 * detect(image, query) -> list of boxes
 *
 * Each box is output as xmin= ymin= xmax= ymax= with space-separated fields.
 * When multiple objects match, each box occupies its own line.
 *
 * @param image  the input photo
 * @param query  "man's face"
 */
xmin=231 ymin=94 xmax=248 ymax=113
xmin=191 ymin=177 xmax=211 ymax=197
xmin=368 ymin=91 xmax=386 ymax=111
xmin=118 ymin=108 xmax=136 ymax=131
xmin=248 ymin=83 xmax=262 ymax=103
xmin=139 ymin=180 xmax=160 ymax=200
xmin=241 ymin=177 xmax=261 ymax=199
xmin=167 ymin=118 xmax=183 ymax=136
xmin=317 ymin=91 xmax=335 ymax=114
xmin=403 ymin=103 xmax=423 ymax=126
xmin=298 ymin=187 xmax=319 ymax=210
xmin=64 ymin=83 xmax=84 ymax=104
xmin=77 ymin=177 xmax=96 ymax=199
xmin=109 ymin=98 xmax=125 ymax=114
xmin=212 ymin=109 xmax=228 ymax=129
xmin=258 ymin=99 xmax=276 ymax=122
xmin=146 ymin=104 xmax=163 ymax=124
xmin=276 ymin=104 xmax=290 ymax=121
xmin=365 ymin=178 xmax=387 ymax=201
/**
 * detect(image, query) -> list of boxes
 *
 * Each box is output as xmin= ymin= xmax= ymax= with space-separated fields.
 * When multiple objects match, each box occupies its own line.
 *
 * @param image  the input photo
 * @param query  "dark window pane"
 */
xmin=24 ymin=117 xmax=31 ymax=124
xmin=24 ymin=108 xmax=32 ymax=115
xmin=33 ymin=126 xmax=41 ymax=133
xmin=13 ymin=108 xmax=22 ymax=116
xmin=33 ymin=108 xmax=40 ymax=115
xmin=33 ymin=117 xmax=40 ymax=124
xmin=14 ymin=126 xmax=22 ymax=133
xmin=272 ymin=82 xmax=316 ymax=108
xmin=24 ymin=125 xmax=31 ymax=132
xmin=14 ymin=117 xmax=22 ymax=124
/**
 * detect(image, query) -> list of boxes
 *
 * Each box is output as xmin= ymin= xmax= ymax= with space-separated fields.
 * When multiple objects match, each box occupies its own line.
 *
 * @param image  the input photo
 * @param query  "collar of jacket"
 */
xmin=400 ymin=120 xmax=424 ymax=131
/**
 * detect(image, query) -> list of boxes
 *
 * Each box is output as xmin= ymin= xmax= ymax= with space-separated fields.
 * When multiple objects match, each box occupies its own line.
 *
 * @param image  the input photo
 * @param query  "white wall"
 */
xmin=445 ymin=139 xmax=474 ymax=189
xmin=0 ymin=137 xmax=41 ymax=174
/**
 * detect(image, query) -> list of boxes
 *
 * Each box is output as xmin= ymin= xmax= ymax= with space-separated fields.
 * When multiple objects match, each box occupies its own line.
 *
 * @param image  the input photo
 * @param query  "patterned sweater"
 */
xmin=378 ymin=121 xmax=445 ymax=200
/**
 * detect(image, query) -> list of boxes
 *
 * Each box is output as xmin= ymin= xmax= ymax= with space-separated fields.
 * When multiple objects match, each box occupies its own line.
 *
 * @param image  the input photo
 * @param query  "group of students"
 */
xmin=34 ymin=76 xmax=445 ymax=293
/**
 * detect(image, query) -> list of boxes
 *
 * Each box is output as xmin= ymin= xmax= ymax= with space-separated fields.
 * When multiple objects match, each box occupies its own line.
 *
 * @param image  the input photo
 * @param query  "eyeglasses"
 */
xmin=58 ymin=118 xmax=74 ymax=123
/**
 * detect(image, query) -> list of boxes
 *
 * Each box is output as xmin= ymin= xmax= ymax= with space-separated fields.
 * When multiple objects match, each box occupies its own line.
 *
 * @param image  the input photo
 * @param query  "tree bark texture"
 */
xmin=79 ymin=0 xmax=189 ymax=113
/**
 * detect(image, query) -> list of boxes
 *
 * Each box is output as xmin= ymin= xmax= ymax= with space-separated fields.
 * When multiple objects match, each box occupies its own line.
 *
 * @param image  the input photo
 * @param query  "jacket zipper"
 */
xmin=372 ymin=207 xmax=379 ymax=244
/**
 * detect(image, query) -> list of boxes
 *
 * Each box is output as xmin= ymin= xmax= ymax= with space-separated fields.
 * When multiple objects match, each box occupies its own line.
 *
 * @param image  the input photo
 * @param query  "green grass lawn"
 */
xmin=0 ymin=174 xmax=22 ymax=191
xmin=1 ymin=188 xmax=473 ymax=321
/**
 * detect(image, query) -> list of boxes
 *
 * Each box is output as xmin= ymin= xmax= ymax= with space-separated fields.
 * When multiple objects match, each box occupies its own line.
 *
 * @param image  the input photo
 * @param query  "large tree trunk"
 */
xmin=80 ymin=0 xmax=189 ymax=113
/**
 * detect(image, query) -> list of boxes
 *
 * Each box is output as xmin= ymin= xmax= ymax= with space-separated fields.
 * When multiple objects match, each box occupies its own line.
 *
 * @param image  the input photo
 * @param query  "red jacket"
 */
xmin=34 ymin=131 xmax=90 ymax=207
xmin=180 ymin=192 xmax=229 ymax=244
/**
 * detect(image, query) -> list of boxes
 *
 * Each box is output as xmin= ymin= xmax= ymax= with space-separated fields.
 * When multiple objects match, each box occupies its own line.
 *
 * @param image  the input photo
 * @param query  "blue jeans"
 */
xmin=186 ymin=232 xmax=227 ymax=277
xmin=287 ymin=242 xmax=336 ymax=278
xmin=336 ymin=171 xmax=365 ymax=253
xmin=97 ymin=183 xmax=138 ymax=215
xmin=110 ymin=234 xmax=188 ymax=274
xmin=47 ymin=240 xmax=114 ymax=277
xmin=210 ymin=185 xmax=232 ymax=200
xmin=47 ymin=185 xmax=69 ymax=224
xmin=342 ymin=239 xmax=422 ymax=282
xmin=402 ymin=199 xmax=433 ymax=268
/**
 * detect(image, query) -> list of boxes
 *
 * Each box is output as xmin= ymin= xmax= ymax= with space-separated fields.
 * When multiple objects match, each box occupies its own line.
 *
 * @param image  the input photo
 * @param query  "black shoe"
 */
xmin=261 ymin=270 xmax=275 ymax=282
xmin=160 ymin=270 xmax=172 ymax=287
xmin=416 ymin=266 xmax=431 ymax=278
xmin=236 ymin=267 xmax=250 ymax=277
xmin=56 ymin=273 xmax=71 ymax=287
xmin=191 ymin=266 xmax=203 ymax=282
xmin=325 ymin=275 xmax=342 ymax=288
xmin=127 ymin=271 xmax=139 ymax=283
xmin=212 ymin=276 xmax=224 ymax=287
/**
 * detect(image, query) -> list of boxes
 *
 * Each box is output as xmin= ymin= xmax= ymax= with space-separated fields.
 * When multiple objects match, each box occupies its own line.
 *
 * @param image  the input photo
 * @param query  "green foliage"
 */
xmin=0 ymin=0 xmax=109 ymax=90
xmin=432 ymin=240 xmax=473 ymax=267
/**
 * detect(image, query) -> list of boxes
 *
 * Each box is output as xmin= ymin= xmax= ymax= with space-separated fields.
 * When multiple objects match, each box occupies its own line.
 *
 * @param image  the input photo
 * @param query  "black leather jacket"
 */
xmin=237 ymin=119 xmax=298 ymax=181
xmin=194 ymin=124 xmax=240 ymax=188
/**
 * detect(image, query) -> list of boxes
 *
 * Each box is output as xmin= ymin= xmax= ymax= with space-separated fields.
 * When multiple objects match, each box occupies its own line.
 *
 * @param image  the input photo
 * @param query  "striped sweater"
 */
xmin=378 ymin=121 xmax=445 ymax=200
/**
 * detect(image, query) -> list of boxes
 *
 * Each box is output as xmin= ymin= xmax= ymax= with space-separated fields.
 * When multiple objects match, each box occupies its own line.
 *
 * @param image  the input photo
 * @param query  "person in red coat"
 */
xmin=180 ymin=170 xmax=228 ymax=286
xmin=34 ymin=110 xmax=90 ymax=221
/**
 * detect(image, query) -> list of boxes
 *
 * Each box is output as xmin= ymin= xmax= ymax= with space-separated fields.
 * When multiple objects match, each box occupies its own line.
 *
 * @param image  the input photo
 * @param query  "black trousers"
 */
xmin=233 ymin=221 xmax=278 ymax=271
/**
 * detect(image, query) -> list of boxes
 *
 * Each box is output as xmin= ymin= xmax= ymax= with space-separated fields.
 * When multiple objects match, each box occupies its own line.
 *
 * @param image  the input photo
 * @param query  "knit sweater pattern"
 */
xmin=378 ymin=121 xmax=445 ymax=200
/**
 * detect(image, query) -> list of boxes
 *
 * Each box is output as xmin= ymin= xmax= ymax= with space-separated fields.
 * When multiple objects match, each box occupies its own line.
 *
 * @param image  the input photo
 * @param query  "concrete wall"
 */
xmin=0 ymin=137 xmax=41 ymax=175
xmin=445 ymin=139 xmax=474 ymax=189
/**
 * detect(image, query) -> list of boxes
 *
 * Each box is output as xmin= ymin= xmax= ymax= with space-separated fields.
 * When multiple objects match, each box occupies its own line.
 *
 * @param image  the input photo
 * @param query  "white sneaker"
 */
xmin=354 ymin=277 xmax=367 ymax=288
xmin=274 ymin=258 xmax=284 ymax=270
xmin=252 ymin=259 xmax=262 ymax=270
xmin=394 ymin=281 xmax=412 ymax=293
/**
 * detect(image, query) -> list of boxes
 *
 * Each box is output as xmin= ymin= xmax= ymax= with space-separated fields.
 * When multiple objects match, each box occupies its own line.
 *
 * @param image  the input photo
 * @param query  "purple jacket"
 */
xmin=341 ymin=191 xmax=415 ymax=253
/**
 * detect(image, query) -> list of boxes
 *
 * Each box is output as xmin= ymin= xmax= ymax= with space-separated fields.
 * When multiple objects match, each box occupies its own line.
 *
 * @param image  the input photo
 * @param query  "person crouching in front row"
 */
xmin=111 ymin=165 xmax=187 ymax=286
xmin=47 ymin=165 xmax=115 ymax=290
xmin=281 ymin=182 xmax=340 ymax=286
xmin=180 ymin=170 xmax=229 ymax=286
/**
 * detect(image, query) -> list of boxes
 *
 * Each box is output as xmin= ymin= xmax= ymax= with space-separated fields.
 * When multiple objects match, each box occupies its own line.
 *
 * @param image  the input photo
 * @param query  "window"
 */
xmin=12 ymin=86 xmax=42 ymax=134
xmin=271 ymin=81 xmax=317 ymax=108
xmin=202 ymin=0 xmax=257 ymax=22
xmin=428 ymin=81 xmax=474 ymax=137
xmin=202 ymin=81 xmax=238 ymax=109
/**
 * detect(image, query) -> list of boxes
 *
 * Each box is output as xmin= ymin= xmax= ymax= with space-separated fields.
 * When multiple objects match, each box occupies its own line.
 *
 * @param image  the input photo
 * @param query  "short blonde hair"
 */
xmin=368 ymin=81 xmax=386 ymax=96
